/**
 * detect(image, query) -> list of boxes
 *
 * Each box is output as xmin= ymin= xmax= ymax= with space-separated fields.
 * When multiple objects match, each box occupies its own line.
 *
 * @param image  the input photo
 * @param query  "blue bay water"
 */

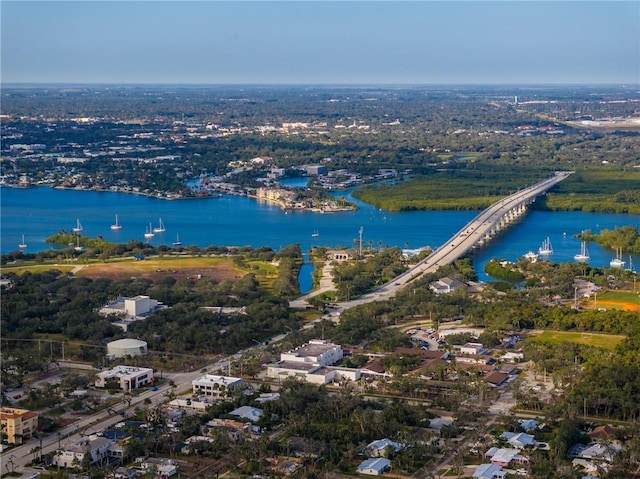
xmin=1 ymin=185 xmax=639 ymax=292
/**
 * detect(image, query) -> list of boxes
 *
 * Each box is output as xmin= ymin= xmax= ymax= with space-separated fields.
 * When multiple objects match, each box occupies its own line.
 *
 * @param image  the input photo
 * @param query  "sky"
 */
xmin=1 ymin=1 xmax=639 ymax=85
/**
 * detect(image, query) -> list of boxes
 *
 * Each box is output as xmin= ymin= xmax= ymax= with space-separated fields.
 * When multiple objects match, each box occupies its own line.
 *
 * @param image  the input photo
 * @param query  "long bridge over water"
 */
xmin=291 ymin=171 xmax=573 ymax=312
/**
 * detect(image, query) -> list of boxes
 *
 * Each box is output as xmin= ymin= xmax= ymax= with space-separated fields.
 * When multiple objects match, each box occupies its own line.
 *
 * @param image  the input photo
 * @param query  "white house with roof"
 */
xmin=366 ymin=438 xmax=403 ymax=457
xmin=95 ymin=366 xmax=154 ymax=391
xmin=229 ymin=405 xmax=263 ymax=423
xmin=356 ymin=457 xmax=391 ymax=476
xmin=502 ymin=431 xmax=536 ymax=449
xmin=192 ymin=374 xmax=243 ymax=398
xmin=429 ymin=277 xmax=467 ymax=295
xmin=484 ymin=447 xmax=529 ymax=467
xmin=139 ymin=458 xmax=178 ymax=477
xmin=571 ymin=442 xmax=621 ymax=463
xmin=52 ymin=437 xmax=114 ymax=468
xmin=473 ymin=463 xmax=507 ymax=479
xmin=427 ymin=417 xmax=454 ymax=432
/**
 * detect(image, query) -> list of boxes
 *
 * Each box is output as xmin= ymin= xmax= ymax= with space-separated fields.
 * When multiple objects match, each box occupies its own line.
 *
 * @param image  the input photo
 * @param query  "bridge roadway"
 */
xmin=310 ymin=171 xmax=573 ymax=314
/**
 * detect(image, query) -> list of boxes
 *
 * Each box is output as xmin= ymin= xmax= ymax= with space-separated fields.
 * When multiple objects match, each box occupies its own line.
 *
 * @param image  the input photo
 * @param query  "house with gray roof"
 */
xmin=356 ymin=457 xmax=391 ymax=476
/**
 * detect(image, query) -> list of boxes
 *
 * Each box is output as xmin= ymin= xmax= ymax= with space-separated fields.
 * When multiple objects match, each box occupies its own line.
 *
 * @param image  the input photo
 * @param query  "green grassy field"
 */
xmin=595 ymin=290 xmax=640 ymax=306
xmin=1 ymin=263 xmax=76 ymax=275
xmin=526 ymin=330 xmax=625 ymax=350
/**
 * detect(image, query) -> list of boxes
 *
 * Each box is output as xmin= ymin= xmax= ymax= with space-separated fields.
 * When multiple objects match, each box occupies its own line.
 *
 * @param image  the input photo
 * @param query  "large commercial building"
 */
xmin=95 ymin=366 xmax=154 ymax=391
xmin=280 ymin=339 xmax=344 ymax=366
xmin=267 ymin=339 xmax=360 ymax=384
xmin=192 ymin=374 xmax=244 ymax=399
xmin=99 ymin=295 xmax=166 ymax=331
xmin=0 ymin=407 xmax=39 ymax=444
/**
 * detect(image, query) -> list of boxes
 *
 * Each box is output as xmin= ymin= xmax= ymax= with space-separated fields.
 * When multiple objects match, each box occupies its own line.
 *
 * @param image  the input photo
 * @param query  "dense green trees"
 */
xmin=1 ymin=245 xmax=304 ymax=362
xmin=580 ymin=225 xmax=640 ymax=254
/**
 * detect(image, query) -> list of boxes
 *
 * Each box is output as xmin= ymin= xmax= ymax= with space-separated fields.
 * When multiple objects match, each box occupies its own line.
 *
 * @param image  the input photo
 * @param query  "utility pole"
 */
xmin=358 ymin=226 xmax=363 ymax=259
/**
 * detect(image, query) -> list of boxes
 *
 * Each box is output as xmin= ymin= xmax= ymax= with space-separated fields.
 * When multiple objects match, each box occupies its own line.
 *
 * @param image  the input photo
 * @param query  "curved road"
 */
xmin=317 ymin=171 xmax=573 ymax=313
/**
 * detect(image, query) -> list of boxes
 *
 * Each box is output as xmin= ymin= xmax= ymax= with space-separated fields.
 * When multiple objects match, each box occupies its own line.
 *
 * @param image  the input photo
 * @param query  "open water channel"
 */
xmin=2 ymin=182 xmax=638 ymax=293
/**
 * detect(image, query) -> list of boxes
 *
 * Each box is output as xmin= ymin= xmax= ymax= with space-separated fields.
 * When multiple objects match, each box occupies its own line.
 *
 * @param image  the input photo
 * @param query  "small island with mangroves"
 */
xmin=2 ymin=85 xmax=640 ymax=216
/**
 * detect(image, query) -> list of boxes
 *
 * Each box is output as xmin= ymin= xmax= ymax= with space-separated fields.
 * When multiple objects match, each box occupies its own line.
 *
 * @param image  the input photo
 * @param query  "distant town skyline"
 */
xmin=2 ymin=1 xmax=639 ymax=85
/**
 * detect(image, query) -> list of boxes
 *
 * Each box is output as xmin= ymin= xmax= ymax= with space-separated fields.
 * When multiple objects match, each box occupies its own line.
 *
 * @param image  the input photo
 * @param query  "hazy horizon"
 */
xmin=2 ymin=1 xmax=638 ymax=85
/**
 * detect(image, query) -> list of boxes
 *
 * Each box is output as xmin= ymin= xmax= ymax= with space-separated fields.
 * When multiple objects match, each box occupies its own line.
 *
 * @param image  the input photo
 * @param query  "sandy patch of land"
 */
xmin=593 ymin=300 xmax=640 ymax=312
xmin=75 ymin=258 xmax=242 ymax=282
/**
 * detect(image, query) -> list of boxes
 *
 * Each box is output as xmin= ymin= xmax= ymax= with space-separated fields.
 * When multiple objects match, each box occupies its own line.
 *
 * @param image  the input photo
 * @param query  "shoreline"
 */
xmin=3 ymin=182 xmax=639 ymax=216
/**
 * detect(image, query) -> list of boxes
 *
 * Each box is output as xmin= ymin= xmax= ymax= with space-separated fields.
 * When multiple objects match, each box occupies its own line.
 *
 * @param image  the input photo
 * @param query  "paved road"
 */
xmin=1 ymin=341 xmax=286 ymax=475
xmin=0 ymin=358 xmax=238 ymax=474
xmin=289 ymin=263 xmax=336 ymax=308
xmin=326 ymin=171 xmax=573 ymax=313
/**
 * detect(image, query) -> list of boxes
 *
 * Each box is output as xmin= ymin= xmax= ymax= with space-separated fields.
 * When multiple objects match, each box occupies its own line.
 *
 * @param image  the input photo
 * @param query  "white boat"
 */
xmin=173 ymin=234 xmax=182 ymax=247
xmin=144 ymin=223 xmax=155 ymax=239
xmin=72 ymin=219 xmax=83 ymax=233
xmin=610 ymin=247 xmax=625 ymax=269
xmin=312 ymin=230 xmax=319 ymax=237
xmin=74 ymin=236 xmax=84 ymax=252
xmin=153 ymin=218 xmax=165 ymax=233
xmin=538 ymin=237 xmax=553 ymax=255
xmin=523 ymin=251 xmax=539 ymax=262
xmin=574 ymin=241 xmax=590 ymax=263
xmin=110 ymin=214 xmax=122 ymax=230
xmin=18 ymin=234 xmax=27 ymax=249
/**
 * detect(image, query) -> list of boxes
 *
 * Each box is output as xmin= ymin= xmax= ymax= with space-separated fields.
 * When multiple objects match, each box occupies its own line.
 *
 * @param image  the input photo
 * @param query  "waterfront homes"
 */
xmin=0 ymin=407 xmax=39 ymax=444
xmin=95 ymin=366 xmax=154 ymax=391
xmin=98 ymin=295 xmax=166 ymax=331
xmin=192 ymin=374 xmax=244 ymax=399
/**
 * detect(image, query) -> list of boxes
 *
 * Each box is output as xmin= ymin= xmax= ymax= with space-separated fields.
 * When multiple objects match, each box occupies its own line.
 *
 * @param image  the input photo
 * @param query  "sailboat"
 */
xmin=144 ymin=223 xmax=155 ymax=239
xmin=538 ymin=237 xmax=553 ymax=255
xmin=110 ymin=214 xmax=122 ymax=230
xmin=610 ymin=247 xmax=626 ymax=269
xmin=72 ymin=219 xmax=83 ymax=233
xmin=574 ymin=241 xmax=590 ymax=263
xmin=625 ymin=255 xmax=635 ymax=273
xmin=153 ymin=218 xmax=165 ymax=233
xmin=18 ymin=234 xmax=27 ymax=249
xmin=173 ymin=234 xmax=182 ymax=247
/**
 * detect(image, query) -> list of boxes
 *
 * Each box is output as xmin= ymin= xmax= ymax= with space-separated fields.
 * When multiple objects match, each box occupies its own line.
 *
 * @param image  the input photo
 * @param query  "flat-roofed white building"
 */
xmin=99 ymin=295 xmax=166 ymax=331
xmin=192 ymin=374 xmax=243 ymax=398
xmin=95 ymin=366 xmax=154 ymax=391
xmin=267 ymin=339 xmax=360 ymax=384
xmin=460 ymin=342 xmax=485 ymax=355
xmin=280 ymin=339 xmax=343 ymax=366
